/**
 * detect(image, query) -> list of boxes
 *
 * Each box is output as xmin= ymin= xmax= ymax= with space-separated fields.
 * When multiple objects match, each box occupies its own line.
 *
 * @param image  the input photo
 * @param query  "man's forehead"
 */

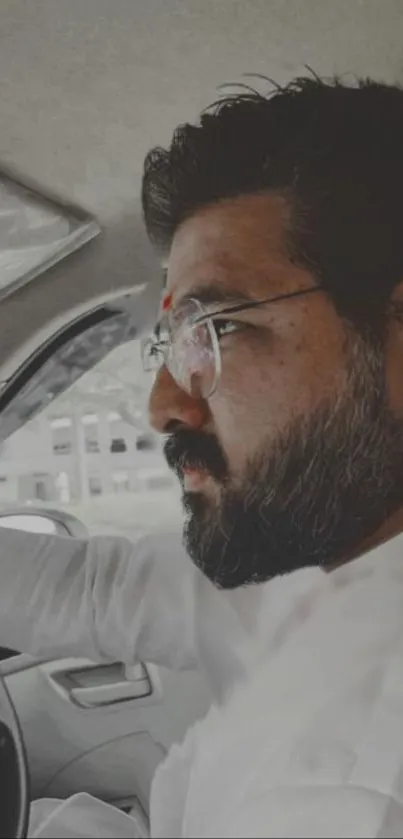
xmin=163 ymin=192 xmax=295 ymax=307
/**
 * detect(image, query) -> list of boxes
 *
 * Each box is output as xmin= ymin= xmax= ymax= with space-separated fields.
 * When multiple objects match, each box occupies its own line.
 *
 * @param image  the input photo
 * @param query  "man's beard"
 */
xmin=164 ymin=335 xmax=403 ymax=589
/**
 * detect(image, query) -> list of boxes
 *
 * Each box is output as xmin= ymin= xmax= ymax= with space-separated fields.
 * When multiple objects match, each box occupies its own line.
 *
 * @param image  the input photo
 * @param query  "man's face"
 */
xmin=148 ymin=193 xmax=403 ymax=588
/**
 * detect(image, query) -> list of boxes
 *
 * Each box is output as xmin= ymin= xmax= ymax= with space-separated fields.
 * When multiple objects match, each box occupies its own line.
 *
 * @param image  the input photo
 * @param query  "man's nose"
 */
xmin=148 ymin=365 xmax=210 ymax=433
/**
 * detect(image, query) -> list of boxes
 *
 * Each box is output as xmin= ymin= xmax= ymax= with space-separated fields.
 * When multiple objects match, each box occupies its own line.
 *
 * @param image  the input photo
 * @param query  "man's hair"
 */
xmin=142 ymin=75 xmax=403 ymax=331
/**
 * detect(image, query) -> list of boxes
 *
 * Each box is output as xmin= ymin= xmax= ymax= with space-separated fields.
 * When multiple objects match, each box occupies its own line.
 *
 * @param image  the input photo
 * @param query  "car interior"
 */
xmin=0 ymin=1 xmax=401 ymax=835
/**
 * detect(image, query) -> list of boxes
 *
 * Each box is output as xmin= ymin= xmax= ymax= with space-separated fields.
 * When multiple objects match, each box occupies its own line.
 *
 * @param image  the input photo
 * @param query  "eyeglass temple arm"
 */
xmin=193 ymin=284 xmax=322 ymax=322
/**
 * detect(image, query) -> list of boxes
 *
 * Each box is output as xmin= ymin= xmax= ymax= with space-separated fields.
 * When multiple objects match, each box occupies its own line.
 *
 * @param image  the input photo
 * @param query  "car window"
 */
xmin=0 ymin=321 xmax=182 ymax=539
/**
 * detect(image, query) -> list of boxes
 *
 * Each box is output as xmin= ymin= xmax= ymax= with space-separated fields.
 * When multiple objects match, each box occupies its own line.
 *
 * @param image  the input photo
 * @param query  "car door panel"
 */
xmin=5 ymin=659 xmax=212 ymax=812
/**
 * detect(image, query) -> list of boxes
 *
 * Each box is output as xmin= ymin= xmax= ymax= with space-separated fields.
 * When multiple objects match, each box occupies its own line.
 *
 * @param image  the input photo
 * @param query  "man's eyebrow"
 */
xmin=152 ymin=284 xmax=254 ymax=337
xmin=178 ymin=284 xmax=254 ymax=309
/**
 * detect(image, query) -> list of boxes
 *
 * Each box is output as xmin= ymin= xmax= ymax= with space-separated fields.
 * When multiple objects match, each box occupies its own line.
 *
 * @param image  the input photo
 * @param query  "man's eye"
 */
xmin=212 ymin=319 xmax=242 ymax=341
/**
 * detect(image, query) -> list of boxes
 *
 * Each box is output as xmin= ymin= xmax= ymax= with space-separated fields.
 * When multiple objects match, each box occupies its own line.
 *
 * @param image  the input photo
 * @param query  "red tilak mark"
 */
xmin=162 ymin=293 xmax=172 ymax=312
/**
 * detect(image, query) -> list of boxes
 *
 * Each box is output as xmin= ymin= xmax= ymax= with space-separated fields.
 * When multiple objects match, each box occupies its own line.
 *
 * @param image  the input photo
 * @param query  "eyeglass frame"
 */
xmin=142 ymin=284 xmax=323 ymax=398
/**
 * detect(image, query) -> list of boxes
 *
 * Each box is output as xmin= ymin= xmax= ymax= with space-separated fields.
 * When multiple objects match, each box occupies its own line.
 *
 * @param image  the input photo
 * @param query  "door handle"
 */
xmin=40 ymin=659 xmax=153 ymax=709
xmin=70 ymin=663 xmax=151 ymax=708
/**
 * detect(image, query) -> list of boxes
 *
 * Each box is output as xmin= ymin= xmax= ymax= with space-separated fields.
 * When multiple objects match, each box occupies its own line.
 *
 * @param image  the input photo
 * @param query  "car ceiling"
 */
xmin=0 ymin=0 xmax=402 ymax=379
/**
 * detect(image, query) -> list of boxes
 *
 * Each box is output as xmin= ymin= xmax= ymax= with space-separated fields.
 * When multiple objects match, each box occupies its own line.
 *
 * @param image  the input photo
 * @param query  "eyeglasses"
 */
xmin=141 ymin=285 xmax=322 ymax=399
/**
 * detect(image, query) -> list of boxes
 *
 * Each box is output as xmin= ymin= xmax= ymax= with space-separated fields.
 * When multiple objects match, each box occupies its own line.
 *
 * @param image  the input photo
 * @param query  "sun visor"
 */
xmin=0 ymin=169 xmax=100 ymax=303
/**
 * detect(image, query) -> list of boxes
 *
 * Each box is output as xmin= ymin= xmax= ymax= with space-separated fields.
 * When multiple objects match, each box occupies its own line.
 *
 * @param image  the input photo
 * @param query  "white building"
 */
xmin=0 ymin=398 xmax=175 ymax=508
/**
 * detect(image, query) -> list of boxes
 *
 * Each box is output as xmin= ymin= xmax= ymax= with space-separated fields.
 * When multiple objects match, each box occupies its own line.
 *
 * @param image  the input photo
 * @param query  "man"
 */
xmin=3 ymin=75 xmax=403 ymax=836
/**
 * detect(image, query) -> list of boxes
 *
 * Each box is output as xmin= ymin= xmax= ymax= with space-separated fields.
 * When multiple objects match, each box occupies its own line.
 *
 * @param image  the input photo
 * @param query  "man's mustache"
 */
xmin=163 ymin=429 xmax=228 ymax=483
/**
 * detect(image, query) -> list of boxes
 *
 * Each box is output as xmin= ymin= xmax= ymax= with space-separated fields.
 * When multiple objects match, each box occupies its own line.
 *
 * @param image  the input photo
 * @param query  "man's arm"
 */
xmin=0 ymin=527 xmax=199 ymax=671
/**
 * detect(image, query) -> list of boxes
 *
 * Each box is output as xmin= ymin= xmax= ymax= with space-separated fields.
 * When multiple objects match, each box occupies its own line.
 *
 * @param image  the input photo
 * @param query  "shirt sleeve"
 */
xmin=0 ymin=527 xmax=200 ymax=671
xmin=211 ymin=784 xmax=403 ymax=838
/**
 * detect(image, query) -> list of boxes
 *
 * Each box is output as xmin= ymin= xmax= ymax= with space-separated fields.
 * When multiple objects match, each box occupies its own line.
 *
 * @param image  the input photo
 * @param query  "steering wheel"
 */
xmin=0 ymin=676 xmax=30 ymax=838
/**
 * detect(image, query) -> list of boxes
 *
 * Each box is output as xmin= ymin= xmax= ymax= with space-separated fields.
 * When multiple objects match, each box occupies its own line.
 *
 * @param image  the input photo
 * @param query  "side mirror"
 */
xmin=0 ymin=507 xmax=87 ymax=538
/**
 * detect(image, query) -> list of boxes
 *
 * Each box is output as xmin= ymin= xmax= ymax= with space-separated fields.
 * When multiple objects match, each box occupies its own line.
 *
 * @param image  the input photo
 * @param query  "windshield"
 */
xmin=0 ymin=318 xmax=182 ymax=539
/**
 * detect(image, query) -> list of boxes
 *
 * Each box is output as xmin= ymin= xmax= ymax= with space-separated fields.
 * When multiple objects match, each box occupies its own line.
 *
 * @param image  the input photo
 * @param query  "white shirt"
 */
xmin=1 ymin=527 xmax=403 ymax=837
